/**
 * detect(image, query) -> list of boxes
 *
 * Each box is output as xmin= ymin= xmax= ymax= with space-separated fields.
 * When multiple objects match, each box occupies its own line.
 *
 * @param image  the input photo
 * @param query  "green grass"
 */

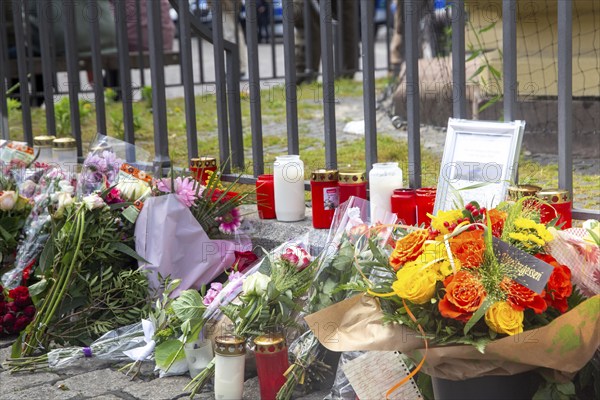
xmin=6 ymin=77 xmax=599 ymax=211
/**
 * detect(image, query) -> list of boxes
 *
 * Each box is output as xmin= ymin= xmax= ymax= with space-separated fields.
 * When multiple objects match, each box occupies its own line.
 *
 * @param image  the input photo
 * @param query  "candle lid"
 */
xmin=339 ymin=170 xmax=366 ymax=183
xmin=536 ymin=188 xmax=571 ymax=204
xmin=53 ymin=137 xmax=77 ymax=149
xmin=214 ymin=335 xmax=246 ymax=356
xmin=190 ymin=157 xmax=217 ymax=168
xmin=507 ymin=184 xmax=542 ymax=200
xmin=254 ymin=333 xmax=286 ymax=354
xmin=311 ymin=169 xmax=339 ymax=182
xmin=257 ymin=174 xmax=274 ymax=180
xmin=34 ymin=135 xmax=55 ymax=146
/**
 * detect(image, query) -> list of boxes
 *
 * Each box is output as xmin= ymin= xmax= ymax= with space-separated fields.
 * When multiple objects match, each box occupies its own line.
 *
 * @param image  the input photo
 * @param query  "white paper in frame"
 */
xmin=433 ymin=118 xmax=525 ymax=213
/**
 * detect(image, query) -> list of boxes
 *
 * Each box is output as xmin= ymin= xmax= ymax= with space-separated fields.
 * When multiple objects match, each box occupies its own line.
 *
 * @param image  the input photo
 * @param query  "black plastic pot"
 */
xmin=431 ymin=371 xmax=538 ymax=400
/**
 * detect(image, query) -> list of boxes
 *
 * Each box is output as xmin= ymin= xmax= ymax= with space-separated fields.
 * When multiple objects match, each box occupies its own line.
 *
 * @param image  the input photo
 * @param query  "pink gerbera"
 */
xmin=156 ymin=176 xmax=200 ymax=207
xmin=217 ymin=207 xmax=242 ymax=234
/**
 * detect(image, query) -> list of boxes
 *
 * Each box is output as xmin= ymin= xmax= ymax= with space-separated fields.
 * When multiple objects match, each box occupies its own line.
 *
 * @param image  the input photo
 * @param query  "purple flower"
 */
xmin=156 ymin=177 xmax=200 ymax=208
xmin=202 ymin=282 xmax=224 ymax=306
xmin=217 ymin=207 xmax=242 ymax=234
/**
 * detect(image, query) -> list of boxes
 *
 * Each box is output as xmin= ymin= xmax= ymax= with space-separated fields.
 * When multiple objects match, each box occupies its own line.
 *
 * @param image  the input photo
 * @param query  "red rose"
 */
xmin=13 ymin=315 xmax=31 ymax=333
xmin=535 ymin=254 xmax=573 ymax=313
xmin=233 ymin=251 xmax=259 ymax=274
xmin=22 ymin=305 xmax=36 ymax=318
xmin=6 ymin=302 xmax=18 ymax=313
xmin=8 ymin=286 xmax=31 ymax=308
xmin=0 ymin=301 xmax=6 ymax=314
xmin=501 ymin=278 xmax=547 ymax=314
xmin=2 ymin=313 xmax=15 ymax=333
xmin=439 ymin=271 xmax=487 ymax=322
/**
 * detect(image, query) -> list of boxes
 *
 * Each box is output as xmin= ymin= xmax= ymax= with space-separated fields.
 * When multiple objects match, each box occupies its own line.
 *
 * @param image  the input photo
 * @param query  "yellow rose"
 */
xmin=392 ymin=266 xmax=437 ymax=304
xmin=485 ymin=301 xmax=524 ymax=336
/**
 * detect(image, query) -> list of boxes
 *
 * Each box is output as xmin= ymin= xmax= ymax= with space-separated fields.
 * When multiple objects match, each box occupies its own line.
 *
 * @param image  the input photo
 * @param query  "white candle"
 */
xmin=273 ymin=155 xmax=305 ymax=222
xmin=214 ymin=335 xmax=246 ymax=400
xmin=369 ymin=162 xmax=403 ymax=216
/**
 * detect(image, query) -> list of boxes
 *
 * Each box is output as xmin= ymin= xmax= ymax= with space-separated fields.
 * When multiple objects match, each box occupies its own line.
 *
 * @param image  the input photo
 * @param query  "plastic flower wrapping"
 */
xmin=305 ymin=198 xmax=600 ymax=397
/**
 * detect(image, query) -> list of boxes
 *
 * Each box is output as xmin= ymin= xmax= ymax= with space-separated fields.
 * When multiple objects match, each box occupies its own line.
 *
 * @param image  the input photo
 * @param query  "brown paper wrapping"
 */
xmin=305 ymin=294 xmax=600 ymax=380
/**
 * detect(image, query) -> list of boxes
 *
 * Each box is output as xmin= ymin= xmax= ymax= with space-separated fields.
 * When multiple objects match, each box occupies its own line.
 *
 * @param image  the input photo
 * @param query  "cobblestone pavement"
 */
xmin=0 ymin=338 xmax=329 ymax=400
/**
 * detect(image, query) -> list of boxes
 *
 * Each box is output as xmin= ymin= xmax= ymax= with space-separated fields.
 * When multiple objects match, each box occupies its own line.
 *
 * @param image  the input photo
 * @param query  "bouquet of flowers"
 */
xmin=13 ymin=188 xmax=151 ymax=357
xmin=135 ymin=171 xmax=253 ymax=297
xmin=278 ymin=197 xmax=398 ymax=400
xmin=305 ymin=199 xmax=600 ymax=398
xmin=0 ymin=284 xmax=35 ymax=336
xmin=186 ymin=237 xmax=320 ymax=397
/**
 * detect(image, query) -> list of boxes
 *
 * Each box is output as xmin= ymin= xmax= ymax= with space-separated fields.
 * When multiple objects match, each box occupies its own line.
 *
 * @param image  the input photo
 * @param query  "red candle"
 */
xmin=537 ymin=188 xmax=572 ymax=229
xmin=311 ymin=169 xmax=339 ymax=229
xmin=254 ymin=333 xmax=289 ymax=400
xmin=416 ymin=187 xmax=437 ymax=227
xmin=190 ymin=157 xmax=217 ymax=183
xmin=256 ymin=174 xmax=276 ymax=219
xmin=391 ymin=188 xmax=416 ymax=226
xmin=338 ymin=171 xmax=367 ymax=204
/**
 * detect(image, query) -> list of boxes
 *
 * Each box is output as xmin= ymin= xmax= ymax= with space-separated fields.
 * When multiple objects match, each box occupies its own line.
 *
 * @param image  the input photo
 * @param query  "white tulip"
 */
xmin=0 ymin=191 xmax=17 ymax=211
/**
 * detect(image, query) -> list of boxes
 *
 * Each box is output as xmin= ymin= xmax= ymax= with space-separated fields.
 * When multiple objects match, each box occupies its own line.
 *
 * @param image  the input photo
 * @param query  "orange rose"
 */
xmin=448 ymin=230 xmax=485 ymax=268
xmin=501 ymin=278 xmax=547 ymax=314
xmin=439 ymin=270 xmax=486 ymax=322
xmin=488 ymin=208 xmax=507 ymax=238
xmin=389 ymin=229 xmax=428 ymax=271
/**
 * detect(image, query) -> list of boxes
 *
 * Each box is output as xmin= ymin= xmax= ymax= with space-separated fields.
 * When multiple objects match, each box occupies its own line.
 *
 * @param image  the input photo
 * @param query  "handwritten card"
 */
xmin=341 ymin=351 xmax=423 ymax=400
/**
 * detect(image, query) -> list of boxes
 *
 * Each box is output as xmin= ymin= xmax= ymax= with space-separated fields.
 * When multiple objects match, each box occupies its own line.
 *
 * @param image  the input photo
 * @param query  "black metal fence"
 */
xmin=0 ymin=0 xmax=597 ymax=220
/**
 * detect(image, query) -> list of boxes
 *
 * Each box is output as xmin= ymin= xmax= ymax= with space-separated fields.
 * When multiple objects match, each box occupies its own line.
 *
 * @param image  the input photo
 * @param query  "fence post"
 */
xmin=452 ymin=1 xmax=466 ymax=119
xmin=147 ymin=0 xmax=170 ymax=172
xmin=282 ymin=0 xmax=299 ymax=155
xmin=360 ymin=0 xmax=377 ymax=173
xmin=502 ymin=0 xmax=517 ymax=122
xmin=557 ymin=0 xmax=573 ymax=195
xmin=320 ymin=0 xmax=337 ymax=169
xmin=0 ymin=4 xmax=10 ymax=139
xmin=87 ymin=0 xmax=107 ymax=136
xmin=405 ymin=0 xmax=421 ymax=188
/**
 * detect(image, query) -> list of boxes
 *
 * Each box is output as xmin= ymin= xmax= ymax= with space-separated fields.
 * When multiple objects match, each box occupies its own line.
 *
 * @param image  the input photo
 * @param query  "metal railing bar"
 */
xmin=147 ymin=0 xmax=170 ymax=171
xmin=0 ymin=4 xmax=11 ymax=139
xmin=282 ymin=0 xmax=299 ymax=155
xmin=178 ymin=0 xmax=198 ymax=160
xmin=62 ymin=0 xmax=82 ymax=155
xmin=334 ymin=0 xmax=342 ymax=78
xmin=197 ymin=35 xmax=205 ymax=83
xmin=115 ymin=0 xmax=136 ymax=158
xmin=451 ymin=0 xmax=466 ymax=119
xmin=245 ymin=0 xmax=264 ymax=177
xmin=134 ymin=0 xmax=146 ymax=87
xmin=572 ymin=209 xmax=600 ymax=221
xmin=502 ymin=0 xmax=517 ymax=121
xmin=270 ymin=2 xmax=277 ymax=78
xmin=226 ymin=50 xmax=245 ymax=170
xmin=557 ymin=0 xmax=573 ymax=195
xmin=88 ymin=0 xmax=107 ymax=136
xmin=320 ymin=0 xmax=337 ymax=168
xmin=48 ymin=0 xmax=58 ymax=91
xmin=39 ymin=0 xmax=58 ymax=136
xmin=385 ymin=0 xmax=392 ymax=70
xmin=405 ymin=0 xmax=421 ymax=188
xmin=24 ymin=0 xmax=37 ymax=104
xmin=360 ymin=0 xmax=377 ymax=174
xmin=210 ymin=0 xmax=231 ymax=174
xmin=12 ymin=0 xmax=33 ymax=145
xmin=303 ymin=0 xmax=314 ymax=79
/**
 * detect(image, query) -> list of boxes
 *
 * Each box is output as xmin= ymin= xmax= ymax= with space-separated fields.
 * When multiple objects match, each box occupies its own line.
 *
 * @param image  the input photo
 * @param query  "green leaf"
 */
xmin=464 ymin=296 xmax=494 ymax=336
xmin=155 ymin=339 xmax=186 ymax=370
xmin=469 ymin=65 xmax=486 ymax=81
xmin=555 ymin=382 xmax=575 ymax=396
xmin=112 ymin=242 xmax=150 ymax=264
xmin=171 ymin=290 xmax=206 ymax=322
xmin=28 ymin=279 xmax=48 ymax=297
xmin=478 ymin=22 xmax=497 ymax=34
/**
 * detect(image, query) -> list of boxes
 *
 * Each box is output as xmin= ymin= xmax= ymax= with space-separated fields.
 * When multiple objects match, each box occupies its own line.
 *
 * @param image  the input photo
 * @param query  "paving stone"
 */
xmin=0 ymin=371 xmax=62 ymax=394
xmin=0 ymin=384 xmax=76 ymax=400
xmin=122 ymin=375 xmax=192 ymax=400
xmin=53 ymin=369 xmax=130 ymax=398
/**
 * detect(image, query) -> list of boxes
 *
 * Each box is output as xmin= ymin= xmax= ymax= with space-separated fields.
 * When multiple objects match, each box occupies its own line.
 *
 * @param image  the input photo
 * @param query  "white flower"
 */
xmin=54 ymin=192 xmax=74 ymax=218
xmin=242 ymin=272 xmax=271 ymax=296
xmin=20 ymin=180 xmax=37 ymax=198
xmin=82 ymin=193 xmax=106 ymax=211
xmin=58 ymin=180 xmax=75 ymax=195
xmin=0 ymin=191 xmax=17 ymax=211
xmin=117 ymin=180 xmax=149 ymax=201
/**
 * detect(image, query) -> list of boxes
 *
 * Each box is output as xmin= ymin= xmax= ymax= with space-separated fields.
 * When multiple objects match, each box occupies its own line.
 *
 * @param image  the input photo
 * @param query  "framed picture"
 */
xmin=433 ymin=118 xmax=526 ymax=213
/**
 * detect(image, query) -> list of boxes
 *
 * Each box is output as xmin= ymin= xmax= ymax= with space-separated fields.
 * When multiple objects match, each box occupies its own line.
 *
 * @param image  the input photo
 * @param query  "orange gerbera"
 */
xmin=488 ymin=208 xmax=507 ymax=238
xmin=389 ymin=229 xmax=428 ymax=271
xmin=448 ymin=230 xmax=485 ymax=268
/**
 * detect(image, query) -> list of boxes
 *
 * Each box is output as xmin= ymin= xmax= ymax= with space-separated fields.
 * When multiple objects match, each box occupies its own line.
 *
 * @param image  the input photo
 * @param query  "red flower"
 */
xmin=8 ymin=286 xmax=32 ymax=308
xmin=6 ymin=302 xmax=18 ymax=313
xmin=22 ymin=305 xmax=36 ymax=318
xmin=439 ymin=271 xmax=487 ymax=323
xmin=233 ymin=251 xmax=259 ymax=274
xmin=0 ymin=301 xmax=6 ymax=315
xmin=2 ymin=313 xmax=15 ymax=333
xmin=535 ymin=254 xmax=573 ymax=313
xmin=501 ymin=278 xmax=547 ymax=314
xmin=487 ymin=209 xmax=507 ymax=238
xmin=13 ymin=315 xmax=32 ymax=333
